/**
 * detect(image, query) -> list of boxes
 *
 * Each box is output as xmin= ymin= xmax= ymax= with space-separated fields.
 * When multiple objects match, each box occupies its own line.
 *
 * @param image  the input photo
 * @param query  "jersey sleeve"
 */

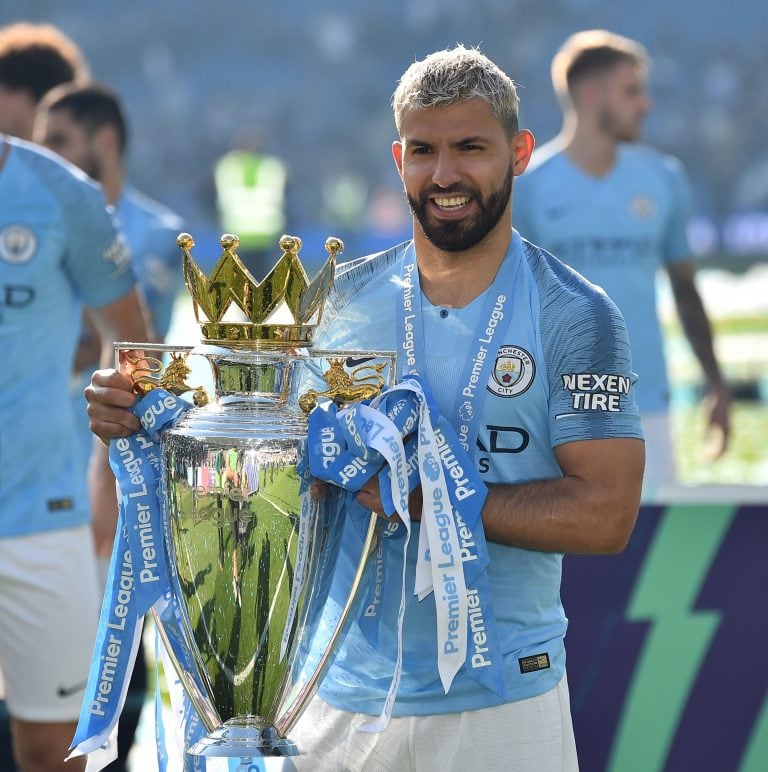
xmin=139 ymin=219 xmax=185 ymax=338
xmin=537 ymin=253 xmax=643 ymax=446
xmin=61 ymin=176 xmax=136 ymax=308
xmin=660 ymin=155 xmax=694 ymax=265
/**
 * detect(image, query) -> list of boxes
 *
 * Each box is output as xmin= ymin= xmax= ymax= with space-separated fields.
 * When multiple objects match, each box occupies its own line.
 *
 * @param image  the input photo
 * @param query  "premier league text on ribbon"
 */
xmin=457 ymin=293 xmax=506 ymax=451
xmin=460 ymin=294 xmax=506 ymax=397
xmin=89 ymin=547 xmax=133 ymax=718
xmin=77 ymin=389 xmax=188 ymax=743
xmin=114 ymin=435 xmax=162 ymax=586
xmin=402 ymin=262 xmax=417 ymax=371
xmin=467 ymin=587 xmax=492 ymax=669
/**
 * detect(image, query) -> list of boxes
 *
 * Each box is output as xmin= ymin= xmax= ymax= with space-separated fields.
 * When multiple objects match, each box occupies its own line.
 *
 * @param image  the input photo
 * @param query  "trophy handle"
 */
xmin=274 ymin=510 xmax=381 ymax=736
xmin=151 ymin=606 xmax=221 ymax=733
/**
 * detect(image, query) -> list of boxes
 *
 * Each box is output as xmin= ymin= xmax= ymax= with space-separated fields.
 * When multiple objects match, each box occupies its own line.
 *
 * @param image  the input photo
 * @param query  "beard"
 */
xmin=83 ymin=152 xmax=102 ymax=183
xmin=407 ymin=164 xmax=513 ymax=252
xmin=598 ymin=107 xmax=642 ymax=143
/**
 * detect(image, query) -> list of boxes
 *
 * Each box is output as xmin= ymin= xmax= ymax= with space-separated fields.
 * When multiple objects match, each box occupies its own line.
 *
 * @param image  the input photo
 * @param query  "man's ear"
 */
xmin=511 ymin=129 xmax=535 ymax=176
xmin=392 ymin=140 xmax=404 ymax=178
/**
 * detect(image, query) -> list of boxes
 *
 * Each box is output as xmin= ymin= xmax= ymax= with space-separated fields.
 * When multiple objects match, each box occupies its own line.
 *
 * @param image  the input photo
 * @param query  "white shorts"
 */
xmin=640 ymin=411 xmax=678 ymax=492
xmin=290 ymin=674 xmax=578 ymax=772
xmin=0 ymin=525 xmax=101 ymax=721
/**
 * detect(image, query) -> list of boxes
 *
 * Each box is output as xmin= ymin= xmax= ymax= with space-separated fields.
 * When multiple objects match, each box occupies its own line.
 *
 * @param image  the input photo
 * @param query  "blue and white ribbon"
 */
xmin=71 ymin=389 xmax=191 ymax=761
xmin=307 ymin=373 xmax=508 ymax=726
xmin=393 ymin=242 xmax=522 ymax=699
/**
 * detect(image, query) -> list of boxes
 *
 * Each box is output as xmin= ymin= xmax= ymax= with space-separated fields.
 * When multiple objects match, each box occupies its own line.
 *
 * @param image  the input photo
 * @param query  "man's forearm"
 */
xmin=677 ymin=297 xmax=723 ymax=386
xmin=669 ymin=267 xmax=724 ymax=388
xmin=481 ymin=476 xmax=639 ymax=555
xmin=481 ymin=436 xmax=644 ymax=554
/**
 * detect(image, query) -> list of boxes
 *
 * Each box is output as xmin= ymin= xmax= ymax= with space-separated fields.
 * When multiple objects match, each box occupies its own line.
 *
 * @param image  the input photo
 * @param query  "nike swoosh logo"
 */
xmin=345 ymin=356 xmax=374 ymax=367
xmin=57 ymin=681 xmax=87 ymax=698
xmin=555 ymin=413 xmax=581 ymax=420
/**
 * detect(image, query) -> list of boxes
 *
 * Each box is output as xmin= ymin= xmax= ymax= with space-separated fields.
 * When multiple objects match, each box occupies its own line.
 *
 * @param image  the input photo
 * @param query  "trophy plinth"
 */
xmin=120 ymin=233 xmax=392 ymax=758
xmin=188 ymin=720 xmax=297 ymax=758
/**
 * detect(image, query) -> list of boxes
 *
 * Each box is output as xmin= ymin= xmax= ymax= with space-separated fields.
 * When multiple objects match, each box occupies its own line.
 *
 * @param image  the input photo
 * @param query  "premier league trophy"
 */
xmin=118 ymin=233 xmax=392 ymax=758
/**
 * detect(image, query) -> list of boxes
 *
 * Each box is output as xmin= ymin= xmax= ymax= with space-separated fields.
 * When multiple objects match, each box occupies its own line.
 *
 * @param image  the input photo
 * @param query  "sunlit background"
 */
xmin=2 ymin=4 xmax=767 ymax=770
xmin=3 ymin=0 xmax=767 ymax=486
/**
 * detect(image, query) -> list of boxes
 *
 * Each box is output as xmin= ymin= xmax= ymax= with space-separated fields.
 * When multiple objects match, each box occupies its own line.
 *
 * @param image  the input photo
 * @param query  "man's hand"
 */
xmin=356 ymin=475 xmax=423 ymax=523
xmin=85 ymin=368 xmax=140 ymax=445
xmin=702 ymin=381 xmax=731 ymax=460
xmin=311 ymin=474 xmax=423 ymax=523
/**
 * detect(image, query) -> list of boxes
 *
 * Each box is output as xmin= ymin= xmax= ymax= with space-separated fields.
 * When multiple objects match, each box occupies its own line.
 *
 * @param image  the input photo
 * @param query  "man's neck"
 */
xmin=559 ymin=120 xmax=618 ymax=178
xmin=100 ymin=171 xmax=123 ymax=206
xmin=98 ymin=156 xmax=124 ymax=206
xmin=413 ymin=220 xmax=511 ymax=308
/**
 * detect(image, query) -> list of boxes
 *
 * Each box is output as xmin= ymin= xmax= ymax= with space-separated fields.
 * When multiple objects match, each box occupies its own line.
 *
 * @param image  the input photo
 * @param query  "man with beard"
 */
xmin=85 ymin=46 xmax=644 ymax=770
xmin=514 ymin=30 xmax=729 ymax=489
xmin=34 ymin=81 xmax=184 ymax=772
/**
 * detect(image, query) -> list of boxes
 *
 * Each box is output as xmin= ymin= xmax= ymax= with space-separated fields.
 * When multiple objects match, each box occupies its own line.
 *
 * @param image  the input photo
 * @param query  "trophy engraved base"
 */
xmin=188 ymin=718 xmax=298 ymax=757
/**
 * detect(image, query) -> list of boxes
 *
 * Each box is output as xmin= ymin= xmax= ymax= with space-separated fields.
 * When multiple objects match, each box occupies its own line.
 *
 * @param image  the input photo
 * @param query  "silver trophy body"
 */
xmin=119 ymin=233 xmax=393 ymax=758
xmin=154 ymin=345 xmax=381 ymax=756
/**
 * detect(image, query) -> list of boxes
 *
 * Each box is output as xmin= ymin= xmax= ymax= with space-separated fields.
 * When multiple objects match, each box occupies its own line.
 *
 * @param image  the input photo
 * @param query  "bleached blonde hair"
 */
xmin=392 ymin=45 xmax=519 ymax=137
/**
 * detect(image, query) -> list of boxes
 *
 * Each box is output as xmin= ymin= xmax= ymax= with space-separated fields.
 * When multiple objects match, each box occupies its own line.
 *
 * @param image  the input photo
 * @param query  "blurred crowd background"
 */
xmin=3 ymin=0 xmax=767 ymax=483
xmin=5 ymin=0 xmax=768 ymax=265
xmin=1 ymin=4 xmax=766 ymax=769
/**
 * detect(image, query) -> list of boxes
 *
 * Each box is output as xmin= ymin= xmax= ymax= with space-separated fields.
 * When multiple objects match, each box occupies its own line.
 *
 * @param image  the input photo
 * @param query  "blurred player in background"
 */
xmin=0 ymin=21 xmax=150 ymax=772
xmin=35 ymin=81 xmax=185 ymax=772
xmin=515 ymin=29 xmax=730 ymax=487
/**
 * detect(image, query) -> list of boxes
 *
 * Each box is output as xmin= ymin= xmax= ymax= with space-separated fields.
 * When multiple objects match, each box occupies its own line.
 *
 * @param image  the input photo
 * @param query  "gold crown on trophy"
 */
xmin=177 ymin=232 xmax=342 ymax=347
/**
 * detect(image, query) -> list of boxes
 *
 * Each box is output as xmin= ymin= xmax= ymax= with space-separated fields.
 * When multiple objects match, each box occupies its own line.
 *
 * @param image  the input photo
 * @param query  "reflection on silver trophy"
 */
xmin=118 ymin=233 xmax=394 ymax=757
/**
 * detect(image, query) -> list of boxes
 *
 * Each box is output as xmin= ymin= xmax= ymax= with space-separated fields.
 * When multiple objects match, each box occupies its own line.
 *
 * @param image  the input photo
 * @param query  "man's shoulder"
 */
xmin=2 ymin=137 xmax=118 ymax=254
xmin=5 ymin=135 xmax=103 ymax=201
xmin=619 ymin=143 xmax=686 ymax=176
xmin=521 ymin=238 xmax=630 ymax=355
xmin=521 ymin=236 xmax=612 ymax=307
xmin=330 ymin=240 xmax=410 ymax=305
xmin=120 ymin=186 xmax=184 ymax=233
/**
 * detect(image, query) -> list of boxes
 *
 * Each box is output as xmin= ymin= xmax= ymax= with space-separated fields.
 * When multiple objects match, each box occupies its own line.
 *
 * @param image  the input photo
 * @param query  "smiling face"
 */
xmin=393 ymin=98 xmax=533 ymax=253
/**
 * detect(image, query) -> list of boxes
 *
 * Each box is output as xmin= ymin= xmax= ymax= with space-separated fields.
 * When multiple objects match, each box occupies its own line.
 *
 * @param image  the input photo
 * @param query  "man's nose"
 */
xmin=432 ymin=152 xmax=461 ymax=188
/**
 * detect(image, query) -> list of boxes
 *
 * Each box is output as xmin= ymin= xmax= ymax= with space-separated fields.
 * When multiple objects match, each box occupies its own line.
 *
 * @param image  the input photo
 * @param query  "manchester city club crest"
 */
xmin=0 ymin=224 xmax=37 ymax=265
xmin=629 ymin=194 xmax=657 ymax=220
xmin=487 ymin=345 xmax=535 ymax=397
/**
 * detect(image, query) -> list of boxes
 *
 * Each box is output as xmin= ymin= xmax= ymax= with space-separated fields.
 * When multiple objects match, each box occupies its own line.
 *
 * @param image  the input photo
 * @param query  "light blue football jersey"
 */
xmin=0 ymin=136 xmax=136 ymax=537
xmin=114 ymin=186 xmax=184 ymax=340
xmin=514 ymin=143 xmax=693 ymax=413
xmin=313 ymin=232 xmax=642 ymax=716
xmin=70 ymin=186 xmax=184 ymax=479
